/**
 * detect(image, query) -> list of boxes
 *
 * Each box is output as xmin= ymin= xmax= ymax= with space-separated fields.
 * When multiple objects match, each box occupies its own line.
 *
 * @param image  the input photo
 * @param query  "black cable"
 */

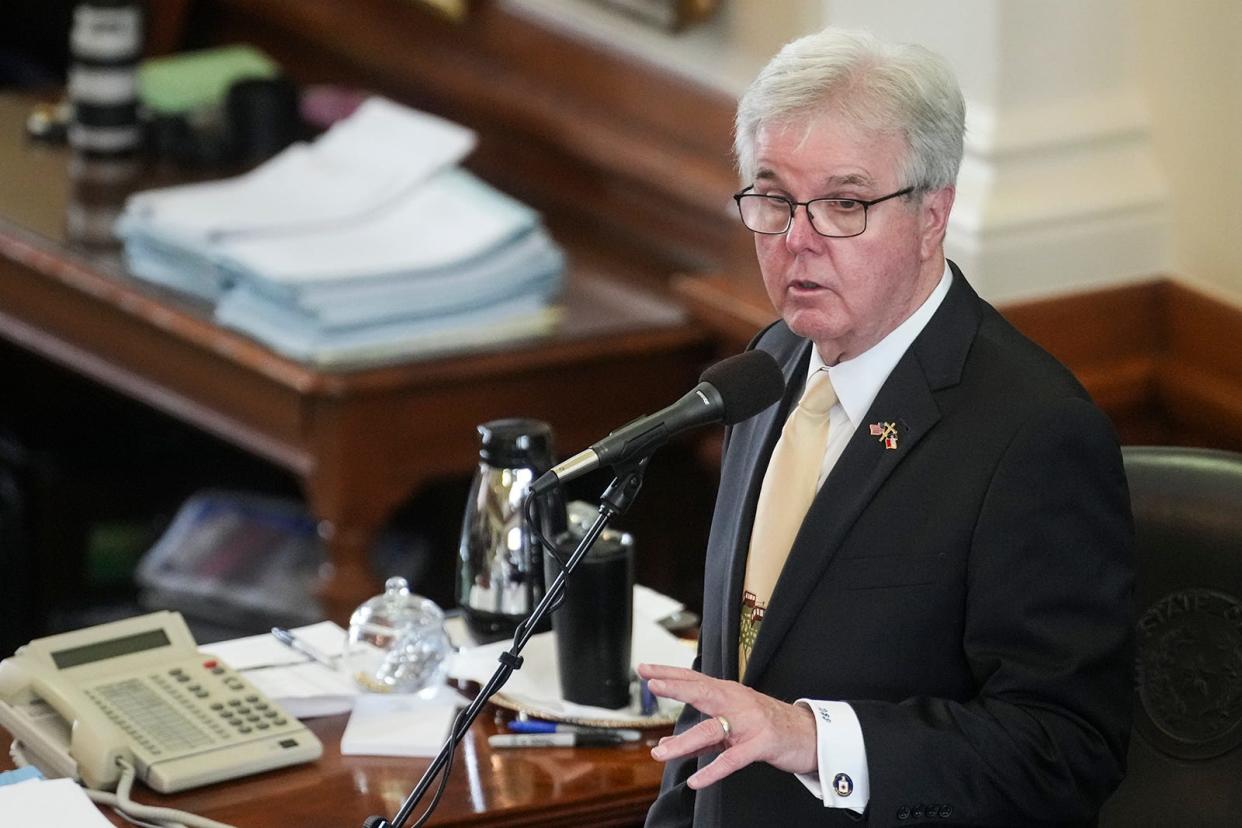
xmin=409 ymin=705 xmax=464 ymax=828
xmin=524 ymin=488 xmax=567 ymax=614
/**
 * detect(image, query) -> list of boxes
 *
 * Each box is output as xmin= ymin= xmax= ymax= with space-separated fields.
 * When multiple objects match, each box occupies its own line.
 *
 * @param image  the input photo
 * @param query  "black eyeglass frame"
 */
xmin=732 ymin=184 xmax=916 ymax=238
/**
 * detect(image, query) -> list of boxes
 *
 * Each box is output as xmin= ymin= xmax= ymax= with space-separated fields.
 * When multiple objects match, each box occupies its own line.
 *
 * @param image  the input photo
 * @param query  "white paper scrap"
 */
xmin=0 ymin=778 xmax=114 ymax=827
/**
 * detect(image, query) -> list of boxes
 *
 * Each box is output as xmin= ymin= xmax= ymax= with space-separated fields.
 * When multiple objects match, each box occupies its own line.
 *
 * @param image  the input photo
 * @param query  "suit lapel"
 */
xmin=741 ymin=263 xmax=982 ymax=686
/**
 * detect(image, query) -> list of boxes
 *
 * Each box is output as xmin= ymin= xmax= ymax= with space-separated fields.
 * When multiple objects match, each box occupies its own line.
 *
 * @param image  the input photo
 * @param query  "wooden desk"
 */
xmin=0 ymin=707 xmax=669 ymax=826
xmin=0 ymin=93 xmax=711 ymax=620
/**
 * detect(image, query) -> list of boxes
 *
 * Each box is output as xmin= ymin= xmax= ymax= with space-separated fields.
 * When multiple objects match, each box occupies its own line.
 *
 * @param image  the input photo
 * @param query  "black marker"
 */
xmin=488 ymin=732 xmax=628 ymax=749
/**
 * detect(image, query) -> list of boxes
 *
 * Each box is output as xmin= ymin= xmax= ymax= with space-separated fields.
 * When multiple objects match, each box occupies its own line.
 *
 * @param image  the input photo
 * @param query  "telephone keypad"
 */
xmin=89 ymin=678 xmax=213 ymax=753
xmin=84 ymin=660 xmax=304 ymax=764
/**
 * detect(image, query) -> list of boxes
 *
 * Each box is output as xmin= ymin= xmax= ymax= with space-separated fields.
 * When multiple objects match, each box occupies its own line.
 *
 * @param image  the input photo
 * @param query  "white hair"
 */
xmin=734 ymin=27 xmax=965 ymax=193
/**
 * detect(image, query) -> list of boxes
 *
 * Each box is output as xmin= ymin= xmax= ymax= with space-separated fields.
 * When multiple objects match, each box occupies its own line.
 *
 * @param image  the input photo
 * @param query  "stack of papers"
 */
xmin=200 ymin=621 xmax=360 ymax=718
xmin=116 ymin=97 xmax=565 ymax=366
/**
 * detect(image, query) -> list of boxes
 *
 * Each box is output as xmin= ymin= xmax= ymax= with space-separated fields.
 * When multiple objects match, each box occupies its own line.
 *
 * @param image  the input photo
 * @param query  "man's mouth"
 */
xmin=789 ymin=280 xmax=824 ymax=291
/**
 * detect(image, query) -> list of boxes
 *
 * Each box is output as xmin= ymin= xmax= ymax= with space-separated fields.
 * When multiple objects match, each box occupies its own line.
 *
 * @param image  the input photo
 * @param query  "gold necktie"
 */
xmin=739 ymin=369 xmax=837 ymax=675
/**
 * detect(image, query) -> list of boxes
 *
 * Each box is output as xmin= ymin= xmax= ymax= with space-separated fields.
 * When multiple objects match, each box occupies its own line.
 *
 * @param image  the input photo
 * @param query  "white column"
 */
xmin=824 ymin=0 xmax=1171 ymax=303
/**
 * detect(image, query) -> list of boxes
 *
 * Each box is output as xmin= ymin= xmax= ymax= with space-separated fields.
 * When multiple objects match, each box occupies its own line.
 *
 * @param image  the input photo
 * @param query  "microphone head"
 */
xmin=700 ymin=350 xmax=785 ymax=425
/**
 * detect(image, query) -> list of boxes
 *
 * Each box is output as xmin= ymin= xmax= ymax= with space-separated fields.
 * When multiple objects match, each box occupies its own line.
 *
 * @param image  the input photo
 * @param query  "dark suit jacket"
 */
xmin=646 ymin=264 xmax=1134 ymax=827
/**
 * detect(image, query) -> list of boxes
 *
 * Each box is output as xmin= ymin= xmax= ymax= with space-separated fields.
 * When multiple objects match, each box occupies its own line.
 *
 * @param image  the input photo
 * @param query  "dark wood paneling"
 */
xmin=1000 ymin=280 xmax=1167 ymax=442
xmin=1159 ymin=282 xmax=1242 ymax=450
xmin=1000 ymin=281 xmax=1165 ymax=370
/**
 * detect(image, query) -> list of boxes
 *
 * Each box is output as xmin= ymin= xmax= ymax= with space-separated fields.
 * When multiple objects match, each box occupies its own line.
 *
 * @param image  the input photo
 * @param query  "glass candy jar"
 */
xmin=345 ymin=577 xmax=451 ymax=693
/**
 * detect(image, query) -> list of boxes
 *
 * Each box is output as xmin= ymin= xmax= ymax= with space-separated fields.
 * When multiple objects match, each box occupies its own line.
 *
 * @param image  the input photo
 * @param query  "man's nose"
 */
xmin=784 ymin=204 xmax=822 ymax=252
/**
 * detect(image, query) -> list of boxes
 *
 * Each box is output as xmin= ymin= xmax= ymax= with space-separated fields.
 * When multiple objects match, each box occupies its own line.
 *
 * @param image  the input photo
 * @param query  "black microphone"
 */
xmin=530 ymin=350 xmax=785 ymax=494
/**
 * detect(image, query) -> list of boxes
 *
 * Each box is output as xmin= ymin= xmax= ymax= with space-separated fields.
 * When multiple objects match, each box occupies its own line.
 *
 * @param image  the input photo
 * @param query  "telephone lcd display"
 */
xmin=51 ymin=629 xmax=172 ymax=669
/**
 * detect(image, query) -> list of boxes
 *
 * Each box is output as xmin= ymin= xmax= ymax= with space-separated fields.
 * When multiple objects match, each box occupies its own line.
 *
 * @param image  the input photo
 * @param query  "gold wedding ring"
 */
xmin=716 ymin=715 xmax=732 ymax=742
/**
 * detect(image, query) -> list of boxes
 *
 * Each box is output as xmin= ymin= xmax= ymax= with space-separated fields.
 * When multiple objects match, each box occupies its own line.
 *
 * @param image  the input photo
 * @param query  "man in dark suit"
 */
xmin=639 ymin=27 xmax=1133 ymax=827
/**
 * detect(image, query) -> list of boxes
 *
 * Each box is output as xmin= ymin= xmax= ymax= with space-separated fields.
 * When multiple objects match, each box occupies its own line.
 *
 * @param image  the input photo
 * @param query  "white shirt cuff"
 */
xmin=792 ymin=699 xmax=870 ymax=814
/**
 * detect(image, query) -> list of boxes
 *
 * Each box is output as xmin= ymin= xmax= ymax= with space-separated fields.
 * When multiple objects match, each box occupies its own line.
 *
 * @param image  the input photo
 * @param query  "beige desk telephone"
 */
xmin=0 ymin=610 xmax=322 ymax=793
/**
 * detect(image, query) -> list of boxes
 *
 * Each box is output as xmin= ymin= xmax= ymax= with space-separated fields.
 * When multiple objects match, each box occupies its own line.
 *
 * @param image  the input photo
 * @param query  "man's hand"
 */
xmin=637 ymin=662 xmax=818 ymax=790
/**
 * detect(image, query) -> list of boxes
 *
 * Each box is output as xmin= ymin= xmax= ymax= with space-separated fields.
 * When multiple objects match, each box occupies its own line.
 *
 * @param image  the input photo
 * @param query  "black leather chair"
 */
xmin=1101 ymin=446 xmax=1242 ymax=827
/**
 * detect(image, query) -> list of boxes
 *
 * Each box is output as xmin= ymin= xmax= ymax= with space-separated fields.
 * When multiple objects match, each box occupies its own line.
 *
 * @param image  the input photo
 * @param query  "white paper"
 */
xmin=339 ymin=686 xmax=469 ymax=757
xmin=199 ymin=622 xmax=358 ymax=718
xmin=123 ymin=97 xmax=475 ymax=243
xmin=634 ymin=584 xmax=686 ymax=628
xmin=0 ymin=778 xmax=114 ymax=827
xmin=214 ymin=289 xmax=560 ymax=366
xmin=200 ymin=620 xmax=346 ymax=670
xmin=242 ymin=662 xmax=360 ymax=719
xmin=447 ymin=620 xmax=695 ymax=723
xmin=272 ymin=229 xmax=561 ymax=305
xmin=215 ymin=169 xmax=538 ymax=283
xmin=114 ymin=96 xmax=566 ymax=372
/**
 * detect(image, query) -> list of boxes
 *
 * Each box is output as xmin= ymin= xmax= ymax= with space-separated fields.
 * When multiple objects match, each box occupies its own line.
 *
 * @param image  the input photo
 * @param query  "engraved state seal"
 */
xmin=1135 ymin=588 xmax=1242 ymax=759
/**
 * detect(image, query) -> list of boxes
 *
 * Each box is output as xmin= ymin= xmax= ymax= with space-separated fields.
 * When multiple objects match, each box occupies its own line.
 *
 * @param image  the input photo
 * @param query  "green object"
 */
xmin=85 ymin=520 xmax=153 ymax=587
xmin=138 ymin=45 xmax=280 ymax=115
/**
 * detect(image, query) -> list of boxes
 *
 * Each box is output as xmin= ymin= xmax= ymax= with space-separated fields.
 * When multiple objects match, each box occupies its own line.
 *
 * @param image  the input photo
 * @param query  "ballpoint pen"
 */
xmin=507 ymin=719 xmax=642 ymax=741
xmin=270 ymin=627 xmax=337 ymax=669
xmin=488 ymin=732 xmax=629 ymax=749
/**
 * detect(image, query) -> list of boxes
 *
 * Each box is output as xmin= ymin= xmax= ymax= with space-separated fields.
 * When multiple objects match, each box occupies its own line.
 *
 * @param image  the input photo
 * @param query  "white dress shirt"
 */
xmin=789 ymin=261 xmax=953 ymax=812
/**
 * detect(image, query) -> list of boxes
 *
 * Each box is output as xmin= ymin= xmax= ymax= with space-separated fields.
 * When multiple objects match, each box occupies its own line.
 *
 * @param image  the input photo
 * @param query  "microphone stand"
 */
xmin=363 ymin=458 xmax=650 ymax=828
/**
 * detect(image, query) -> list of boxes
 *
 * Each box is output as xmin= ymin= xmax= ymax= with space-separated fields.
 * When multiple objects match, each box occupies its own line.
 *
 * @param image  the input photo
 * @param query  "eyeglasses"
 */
xmin=733 ymin=185 xmax=914 ymax=238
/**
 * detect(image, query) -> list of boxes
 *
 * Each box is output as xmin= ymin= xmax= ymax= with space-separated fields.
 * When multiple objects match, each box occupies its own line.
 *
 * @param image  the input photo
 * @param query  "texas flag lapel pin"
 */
xmin=869 ymin=421 xmax=899 ymax=450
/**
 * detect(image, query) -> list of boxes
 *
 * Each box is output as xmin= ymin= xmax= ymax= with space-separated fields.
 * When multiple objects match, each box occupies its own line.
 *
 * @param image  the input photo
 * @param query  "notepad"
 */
xmin=339 ymin=686 xmax=470 ymax=757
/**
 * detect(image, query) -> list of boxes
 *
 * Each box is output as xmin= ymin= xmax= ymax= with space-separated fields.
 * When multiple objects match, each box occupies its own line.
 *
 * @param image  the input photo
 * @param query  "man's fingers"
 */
xmin=636 ymin=662 xmax=699 ymax=682
xmin=638 ymin=664 xmax=752 ymax=717
xmin=651 ymin=717 xmax=727 ymax=762
xmin=645 ymin=676 xmax=731 ymax=713
xmin=687 ymin=745 xmax=756 ymax=790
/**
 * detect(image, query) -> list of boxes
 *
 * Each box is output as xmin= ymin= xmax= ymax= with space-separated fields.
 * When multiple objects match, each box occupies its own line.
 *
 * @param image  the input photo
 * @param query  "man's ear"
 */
xmin=919 ymin=186 xmax=955 ymax=260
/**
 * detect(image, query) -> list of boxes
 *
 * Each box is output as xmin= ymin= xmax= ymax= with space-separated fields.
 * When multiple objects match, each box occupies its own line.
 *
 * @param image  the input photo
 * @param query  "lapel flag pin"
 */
xmin=869 ymin=422 xmax=899 ymax=450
